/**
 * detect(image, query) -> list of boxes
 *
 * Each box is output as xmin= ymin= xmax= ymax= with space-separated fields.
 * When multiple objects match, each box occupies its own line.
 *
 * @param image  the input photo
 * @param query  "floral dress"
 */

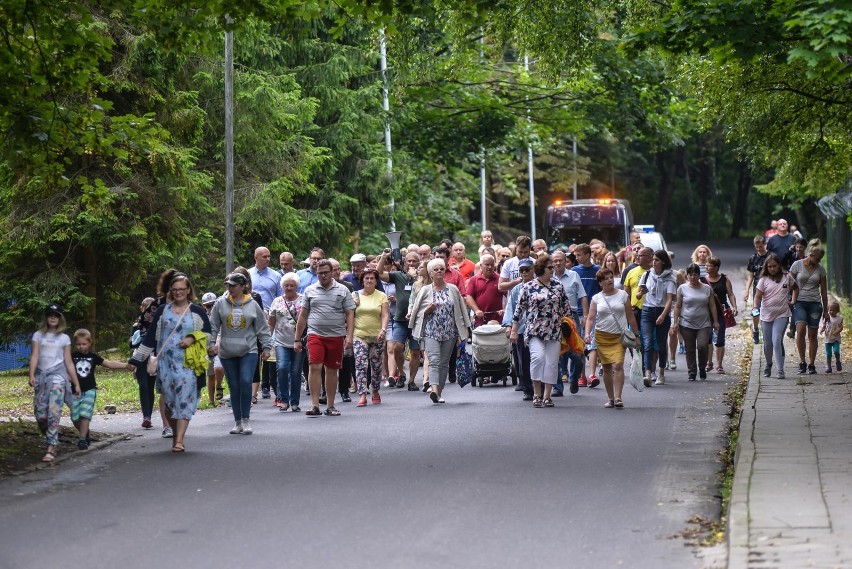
xmin=156 ymin=304 xmax=207 ymax=420
xmin=514 ymin=278 xmax=570 ymax=344
xmin=423 ymin=287 xmax=456 ymax=341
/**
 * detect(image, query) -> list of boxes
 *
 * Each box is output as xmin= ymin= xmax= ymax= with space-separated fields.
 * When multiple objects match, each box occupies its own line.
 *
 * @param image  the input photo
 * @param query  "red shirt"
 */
xmin=451 ymin=258 xmax=476 ymax=281
xmin=466 ymin=272 xmax=503 ymax=326
xmin=444 ymin=267 xmax=467 ymax=296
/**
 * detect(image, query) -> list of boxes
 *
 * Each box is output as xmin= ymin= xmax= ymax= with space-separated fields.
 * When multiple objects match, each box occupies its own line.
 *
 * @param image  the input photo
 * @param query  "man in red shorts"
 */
xmin=294 ymin=259 xmax=355 ymax=417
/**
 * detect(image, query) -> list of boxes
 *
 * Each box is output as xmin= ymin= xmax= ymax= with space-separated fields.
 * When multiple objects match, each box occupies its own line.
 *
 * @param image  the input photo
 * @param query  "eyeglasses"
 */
xmin=431 ymin=268 xmax=446 ymax=273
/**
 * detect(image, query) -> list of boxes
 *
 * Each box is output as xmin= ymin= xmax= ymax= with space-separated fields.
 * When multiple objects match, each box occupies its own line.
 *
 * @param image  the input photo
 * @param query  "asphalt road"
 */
xmin=0 ymin=239 xmax=757 ymax=569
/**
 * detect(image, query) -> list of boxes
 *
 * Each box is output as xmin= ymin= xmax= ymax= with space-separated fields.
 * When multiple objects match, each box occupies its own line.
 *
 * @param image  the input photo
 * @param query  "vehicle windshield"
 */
xmin=547 ymin=226 xmax=625 ymax=253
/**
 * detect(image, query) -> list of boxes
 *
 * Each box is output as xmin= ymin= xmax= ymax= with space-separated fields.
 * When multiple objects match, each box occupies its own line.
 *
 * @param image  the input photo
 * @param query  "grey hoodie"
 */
xmin=209 ymin=294 xmax=272 ymax=359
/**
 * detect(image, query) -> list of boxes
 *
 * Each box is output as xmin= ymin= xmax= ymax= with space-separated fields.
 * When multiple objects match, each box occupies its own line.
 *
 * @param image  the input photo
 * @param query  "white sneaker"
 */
xmin=242 ymin=419 xmax=252 ymax=435
xmin=654 ymin=376 xmax=665 ymax=386
xmin=438 ymin=396 xmax=446 ymax=403
xmin=161 ymin=426 xmax=173 ymax=438
xmin=229 ymin=421 xmax=243 ymax=434
xmin=668 ymin=359 xmax=677 ymax=370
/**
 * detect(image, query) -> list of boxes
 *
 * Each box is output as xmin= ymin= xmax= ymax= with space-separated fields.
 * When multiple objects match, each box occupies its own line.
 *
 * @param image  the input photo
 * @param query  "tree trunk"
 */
xmin=83 ymin=246 xmax=98 ymax=338
xmin=730 ymin=160 xmax=752 ymax=238
xmin=655 ymin=150 xmax=676 ymax=233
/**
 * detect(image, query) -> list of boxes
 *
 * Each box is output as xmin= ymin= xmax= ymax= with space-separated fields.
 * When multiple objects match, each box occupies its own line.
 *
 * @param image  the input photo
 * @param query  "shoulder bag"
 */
xmin=284 ymin=299 xmax=307 ymax=348
xmin=601 ymin=293 xmax=639 ymax=349
xmin=147 ymin=306 xmax=189 ymax=375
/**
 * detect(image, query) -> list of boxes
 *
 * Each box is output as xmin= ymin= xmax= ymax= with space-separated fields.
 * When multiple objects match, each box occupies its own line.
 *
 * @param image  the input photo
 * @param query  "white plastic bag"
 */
xmin=629 ymin=353 xmax=644 ymax=392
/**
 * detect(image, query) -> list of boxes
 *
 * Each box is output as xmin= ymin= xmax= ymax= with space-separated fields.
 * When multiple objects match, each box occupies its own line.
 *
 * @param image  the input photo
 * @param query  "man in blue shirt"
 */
xmin=248 ymin=246 xmax=281 ymax=311
xmin=572 ymin=243 xmax=601 ymax=388
xmin=297 ymin=247 xmax=324 ymax=293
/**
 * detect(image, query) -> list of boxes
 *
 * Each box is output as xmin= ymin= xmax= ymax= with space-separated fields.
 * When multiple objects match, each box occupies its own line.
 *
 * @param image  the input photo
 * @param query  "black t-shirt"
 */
xmin=746 ymin=253 xmax=768 ymax=292
xmin=72 ymin=352 xmax=105 ymax=392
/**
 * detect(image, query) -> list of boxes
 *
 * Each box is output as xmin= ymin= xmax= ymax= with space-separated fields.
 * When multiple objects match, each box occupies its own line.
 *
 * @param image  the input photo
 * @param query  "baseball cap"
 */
xmin=201 ymin=292 xmax=217 ymax=305
xmin=518 ymin=258 xmax=534 ymax=268
xmin=224 ymin=273 xmax=248 ymax=286
xmin=349 ymin=253 xmax=367 ymax=263
xmin=44 ymin=303 xmax=64 ymax=317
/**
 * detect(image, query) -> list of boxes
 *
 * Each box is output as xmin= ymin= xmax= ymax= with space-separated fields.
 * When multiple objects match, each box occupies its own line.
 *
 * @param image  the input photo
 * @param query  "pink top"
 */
xmin=756 ymin=275 xmax=792 ymax=322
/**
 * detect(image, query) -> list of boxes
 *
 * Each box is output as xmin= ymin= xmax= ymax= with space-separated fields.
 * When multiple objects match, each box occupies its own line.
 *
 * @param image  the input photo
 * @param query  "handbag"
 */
xmin=147 ymin=306 xmax=189 ymax=375
xmin=601 ymin=293 xmax=639 ymax=349
xmin=723 ymin=307 xmax=736 ymax=328
xmin=456 ymin=340 xmax=473 ymax=388
xmin=284 ymin=299 xmax=307 ymax=348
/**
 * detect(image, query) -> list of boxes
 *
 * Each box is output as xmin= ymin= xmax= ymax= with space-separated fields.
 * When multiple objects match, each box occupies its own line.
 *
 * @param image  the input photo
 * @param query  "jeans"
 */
xmin=641 ymin=306 xmax=671 ymax=372
xmin=825 ymin=341 xmax=840 ymax=361
xmin=221 ymin=353 xmax=259 ymax=422
xmin=275 ymin=345 xmax=303 ymax=407
xmin=761 ymin=318 xmax=789 ymax=373
xmin=680 ymin=326 xmax=710 ymax=378
xmin=423 ymin=337 xmax=456 ymax=390
xmin=136 ymin=360 xmax=157 ymax=419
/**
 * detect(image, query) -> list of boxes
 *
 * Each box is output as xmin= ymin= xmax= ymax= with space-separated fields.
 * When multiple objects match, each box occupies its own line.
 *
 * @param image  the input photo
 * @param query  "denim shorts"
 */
xmin=389 ymin=320 xmax=421 ymax=350
xmin=793 ymin=300 xmax=823 ymax=329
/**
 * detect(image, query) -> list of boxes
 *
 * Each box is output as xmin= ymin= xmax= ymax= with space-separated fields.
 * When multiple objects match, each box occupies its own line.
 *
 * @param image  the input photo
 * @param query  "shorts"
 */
xmin=389 ymin=320 xmax=421 ymax=351
xmin=793 ymin=300 xmax=822 ymax=329
xmin=70 ymin=389 xmax=97 ymax=421
xmin=307 ymin=334 xmax=344 ymax=369
xmin=711 ymin=321 xmax=727 ymax=347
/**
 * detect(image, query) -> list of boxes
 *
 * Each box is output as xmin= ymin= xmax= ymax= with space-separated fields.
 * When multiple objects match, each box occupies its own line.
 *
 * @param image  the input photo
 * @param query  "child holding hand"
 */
xmin=28 ymin=304 xmax=80 ymax=463
xmin=71 ymin=329 xmax=133 ymax=449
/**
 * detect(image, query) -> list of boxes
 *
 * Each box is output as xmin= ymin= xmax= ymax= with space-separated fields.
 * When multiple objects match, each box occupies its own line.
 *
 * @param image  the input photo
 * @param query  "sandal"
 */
xmin=41 ymin=452 xmax=55 ymax=462
xmin=614 ymin=399 xmax=624 ymax=408
xmin=215 ymin=386 xmax=224 ymax=400
xmin=357 ymin=397 xmax=367 ymax=407
xmin=305 ymin=406 xmax=322 ymax=417
xmin=251 ymin=395 xmax=258 ymax=405
xmin=533 ymin=396 xmax=543 ymax=408
xmin=172 ymin=442 xmax=185 ymax=453
xmin=324 ymin=407 xmax=341 ymax=416
xmin=716 ymin=366 xmax=726 ymax=375
xmin=543 ymin=398 xmax=555 ymax=407
xmin=604 ymin=400 xmax=615 ymax=408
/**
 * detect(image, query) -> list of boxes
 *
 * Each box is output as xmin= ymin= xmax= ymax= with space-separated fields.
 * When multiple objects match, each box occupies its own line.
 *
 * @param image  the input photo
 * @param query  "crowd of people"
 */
xmin=27 ymin=221 xmax=844 ymax=459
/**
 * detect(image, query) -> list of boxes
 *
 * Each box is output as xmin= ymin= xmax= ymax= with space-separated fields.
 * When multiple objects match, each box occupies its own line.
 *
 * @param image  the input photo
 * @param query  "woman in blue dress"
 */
xmin=130 ymin=273 xmax=210 ymax=453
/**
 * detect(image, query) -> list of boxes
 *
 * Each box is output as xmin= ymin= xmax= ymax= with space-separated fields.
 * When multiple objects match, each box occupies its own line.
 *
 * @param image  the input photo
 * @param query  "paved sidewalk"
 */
xmin=728 ymin=336 xmax=852 ymax=569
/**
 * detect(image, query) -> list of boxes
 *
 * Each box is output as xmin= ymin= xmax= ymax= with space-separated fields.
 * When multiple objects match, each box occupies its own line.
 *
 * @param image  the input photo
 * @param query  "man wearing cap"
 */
xmin=249 ymin=246 xmax=282 ymax=311
xmin=294 ymin=259 xmax=356 ymax=416
xmin=343 ymin=253 xmax=368 ymax=291
xmin=377 ymin=250 xmax=422 ymax=389
xmin=503 ymin=258 xmax=535 ymax=400
xmin=297 ymin=247 xmax=324 ymax=293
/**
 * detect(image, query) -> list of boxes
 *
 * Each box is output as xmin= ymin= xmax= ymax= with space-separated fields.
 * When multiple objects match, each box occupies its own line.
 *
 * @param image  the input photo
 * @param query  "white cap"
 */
xmin=201 ymin=292 xmax=217 ymax=304
xmin=301 ymin=256 xmax=311 ymax=266
xmin=349 ymin=253 xmax=367 ymax=263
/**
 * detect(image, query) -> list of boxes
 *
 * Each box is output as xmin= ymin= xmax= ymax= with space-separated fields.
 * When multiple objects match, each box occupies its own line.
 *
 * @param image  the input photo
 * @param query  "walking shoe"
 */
xmin=668 ymin=358 xmax=677 ymax=371
xmin=763 ymin=367 xmax=772 ymax=378
xmin=290 ymin=406 xmax=301 ymax=413
xmin=77 ymin=439 xmax=89 ymax=451
xmin=141 ymin=418 xmax=152 ymax=429
xmin=699 ymin=370 xmax=707 ymax=381
xmin=384 ymin=379 xmax=394 ymax=388
xmin=261 ymin=388 xmax=271 ymax=399
xmin=279 ymin=404 xmax=291 ymax=412
xmin=807 ymin=364 xmax=817 ymax=375
xmin=678 ymin=343 xmax=686 ymax=354
xmin=569 ymin=380 xmax=579 ymax=394
xmin=341 ymin=392 xmax=351 ymax=402
xmin=437 ymin=396 xmax=445 ymax=404
xmin=514 ymin=385 xmax=525 ymax=391
xmin=654 ymin=376 xmax=665 ymax=386
xmin=229 ymin=421 xmax=243 ymax=434
xmin=752 ymin=330 xmax=760 ymax=344
xmin=305 ymin=406 xmax=322 ymax=417
xmin=551 ymin=390 xmax=564 ymax=397
xmin=422 ymin=381 xmax=431 ymax=393
xmin=798 ymin=362 xmax=807 ymax=374
xmin=786 ymin=329 xmax=795 ymax=339
xmin=407 ymin=382 xmax=419 ymax=391
xmin=522 ymin=393 xmax=534 ymax=401
xmin=836 ymin=358 xmax=842 ymax=371
xmin=588 ymin=375 xmax=600 ymax=388
xmin=578 ymin=376 xmax=588 ymax=387
xmin=162 ymin=426 xmax=173 ymax=438
xmin=825 ymin=365 xmax=832 ymax=374
xmin=395 ymin=376 xmax=406 ymax=389
xmin=688 ymin=373 xmax=696 ymax=381
xmin=318 ymin=395 xmax=327 ymax=405
xmin=242 ymin=419 xmax=253 ymax=434
xmin=430 ymin=391 xmax=439 ymax=403
xmin=777 ymin=369 xmax=786 ymax=379
xmin=350 ymin=385 xmax=358 ymax=393
xmin=643 ymin=376 xmax=652 ymax=388
xmin=372 ymin=393 xmax=382 ymax=404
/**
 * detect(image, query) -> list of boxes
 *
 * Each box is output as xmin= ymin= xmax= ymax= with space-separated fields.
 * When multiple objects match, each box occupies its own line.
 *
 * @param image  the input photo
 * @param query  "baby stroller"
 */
xmin=470 ymin=323 xmax=517 ymax=388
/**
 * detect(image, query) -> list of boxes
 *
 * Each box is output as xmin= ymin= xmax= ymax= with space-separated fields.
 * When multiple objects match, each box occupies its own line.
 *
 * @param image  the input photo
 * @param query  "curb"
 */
xmin=726 ymin=340 xmax=762 ymax=569
xmin=8 ymin=432 xmax=132 ymax=477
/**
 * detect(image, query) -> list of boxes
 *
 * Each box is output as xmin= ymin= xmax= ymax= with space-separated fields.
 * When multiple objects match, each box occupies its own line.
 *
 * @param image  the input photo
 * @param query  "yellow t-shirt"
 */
xmin=353 ymin=290 xmax=387 ymax=339
xmin=623 ymin=266 xmax=648 ymax=309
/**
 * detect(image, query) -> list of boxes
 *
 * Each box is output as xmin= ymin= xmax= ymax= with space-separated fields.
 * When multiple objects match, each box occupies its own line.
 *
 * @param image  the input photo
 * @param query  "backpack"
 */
xmin=560 ymin=316 xmax=586 ymax=356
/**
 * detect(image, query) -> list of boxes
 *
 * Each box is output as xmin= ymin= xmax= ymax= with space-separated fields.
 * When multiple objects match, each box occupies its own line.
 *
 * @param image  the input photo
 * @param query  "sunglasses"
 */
xmin=519 ymin=267 xmax=531 ymax=273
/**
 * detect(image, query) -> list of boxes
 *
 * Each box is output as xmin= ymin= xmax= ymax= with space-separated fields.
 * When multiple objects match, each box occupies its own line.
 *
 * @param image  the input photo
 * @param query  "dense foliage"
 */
xmin=1 ymin=0 xmax=849 ymax=345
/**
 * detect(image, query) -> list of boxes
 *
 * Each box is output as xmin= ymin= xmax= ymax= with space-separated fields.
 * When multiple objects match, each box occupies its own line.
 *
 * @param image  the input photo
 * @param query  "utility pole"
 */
xmin=480 ymin=31 xmax=486 ymax=231
xmin=572 ymin=138 xmax=578 ymax=201
xmin=224 ymin=19 xmax=234 ymax=273
xmin=525 ymin=55 xmax=535 ymax=241
xmin=380 ymin=29 xmax=394 ymax=232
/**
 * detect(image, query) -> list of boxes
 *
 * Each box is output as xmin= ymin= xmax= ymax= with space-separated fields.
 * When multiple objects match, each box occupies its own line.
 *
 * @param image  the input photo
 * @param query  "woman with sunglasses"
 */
xmin=510 ymin=254 xmax=572 ymax=408
xmin=408 ymin=258 xmax=471 ymax=403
